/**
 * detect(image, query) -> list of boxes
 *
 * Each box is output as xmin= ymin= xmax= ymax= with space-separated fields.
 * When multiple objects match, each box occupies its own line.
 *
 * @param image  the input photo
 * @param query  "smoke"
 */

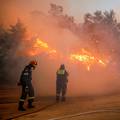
xmin=1 ymin=1 xmax=120 ymax=96
xmin=26 ymin=8 xmax=120 ymax=96
xmin=0 ymin=20 xmax=30 ymax=86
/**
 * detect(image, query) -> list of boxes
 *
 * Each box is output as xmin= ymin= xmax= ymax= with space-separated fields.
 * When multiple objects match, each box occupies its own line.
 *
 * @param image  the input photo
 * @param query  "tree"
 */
xmin=49 ymin=3 xmax=63 ymax=16
xmin=0 ymin=20 xmax=27 ymax=85
xmin=83 ymin=10 xmax=120 ymax=59
xmin=49 ymin=3 xmax=79 ymax=35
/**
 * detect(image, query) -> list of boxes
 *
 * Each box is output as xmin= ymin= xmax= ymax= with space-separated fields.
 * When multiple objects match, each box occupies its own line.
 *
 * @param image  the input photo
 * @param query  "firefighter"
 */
xmin=17 ymin=60 xmax=37 ymax=111
xmin=56 ymin=64 xmax=69 ymax=102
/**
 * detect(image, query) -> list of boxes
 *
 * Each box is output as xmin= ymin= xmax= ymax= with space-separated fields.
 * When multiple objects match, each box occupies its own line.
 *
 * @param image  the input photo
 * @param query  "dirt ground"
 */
xmin=0 ymin=88 xmax=120 ymax=120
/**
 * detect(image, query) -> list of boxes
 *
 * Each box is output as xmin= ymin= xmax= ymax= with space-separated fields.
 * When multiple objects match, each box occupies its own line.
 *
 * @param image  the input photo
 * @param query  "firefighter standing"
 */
xmin=17 ymin=60 xmax=37 ymax=111
xmin=56 ymin=64 xmax=69 ymax=102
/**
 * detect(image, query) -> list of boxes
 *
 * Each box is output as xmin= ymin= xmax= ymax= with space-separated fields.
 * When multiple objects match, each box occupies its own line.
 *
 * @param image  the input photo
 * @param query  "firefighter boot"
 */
xmin=61 ymin=96 xmax=66 ymax=102
xmin=56 ymin=95 xmax=60 ymax=102
xmin=18 ymin=101 xmax=26 ymax=111
xmin=28 ymin=99 xmax=34 ymax=108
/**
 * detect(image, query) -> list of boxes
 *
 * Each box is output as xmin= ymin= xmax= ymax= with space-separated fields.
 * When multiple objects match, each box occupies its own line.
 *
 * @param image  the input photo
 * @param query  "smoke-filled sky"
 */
xmin=1 ymin=0 xmax=120 ymax=25
xmin=1 ymin=0 xmax=120 ymax=96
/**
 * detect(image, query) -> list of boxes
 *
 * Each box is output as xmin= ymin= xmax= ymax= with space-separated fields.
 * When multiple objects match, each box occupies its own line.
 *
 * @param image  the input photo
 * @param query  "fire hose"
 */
xmin=49 ymin=108 xmax=120 ymax=120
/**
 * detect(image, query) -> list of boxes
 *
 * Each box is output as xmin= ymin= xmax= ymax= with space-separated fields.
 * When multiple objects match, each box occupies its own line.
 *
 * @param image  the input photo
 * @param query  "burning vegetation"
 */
xmin=1 ymin=3 xmax=120 ymax=95
xmin=70 ymin=48 xmax=107 ymax=71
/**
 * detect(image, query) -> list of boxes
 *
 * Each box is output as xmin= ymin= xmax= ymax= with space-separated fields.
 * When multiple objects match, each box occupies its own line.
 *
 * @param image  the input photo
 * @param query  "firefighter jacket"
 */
xmin=56 ymin=69 xmax=69 ymax=83
xmin=20 ymin=64 xmax=33 ymax=86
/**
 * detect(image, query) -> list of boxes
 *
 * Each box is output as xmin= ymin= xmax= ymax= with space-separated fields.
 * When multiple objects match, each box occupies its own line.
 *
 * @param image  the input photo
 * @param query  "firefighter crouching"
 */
xmin=56 ymin=64 xmax=69 ymax=102
xmin=17 ymin=60 xmax=37 ymax=111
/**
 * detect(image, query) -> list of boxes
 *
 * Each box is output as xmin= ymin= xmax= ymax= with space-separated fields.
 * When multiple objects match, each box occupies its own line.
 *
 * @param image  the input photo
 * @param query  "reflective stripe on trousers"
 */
xmin=28 ymin=96 xmax=35 ymax=100
xmin=19 ymin=99 xmax=25 ymax=102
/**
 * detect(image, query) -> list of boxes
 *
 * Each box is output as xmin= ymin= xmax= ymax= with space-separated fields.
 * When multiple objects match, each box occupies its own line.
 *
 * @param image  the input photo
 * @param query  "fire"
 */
xmin=70 ymin=54 xmax=95 ymax=63
xmin=34 ymin=38 xmax=48 ymax=48
xmin=28 ymin=38 xmax=57 ymax=57
xmin=17 ymin=37 xmax=57 ymax=57
xmin=98 ymin=60 xmax=105 ymax=65
xmin=17 ymin=36 xmax=108 ymax=71
xmin=70 ymin=49 xmax=107 ymax=71
xmin=87 ymin=66 xmax=90 ymax=71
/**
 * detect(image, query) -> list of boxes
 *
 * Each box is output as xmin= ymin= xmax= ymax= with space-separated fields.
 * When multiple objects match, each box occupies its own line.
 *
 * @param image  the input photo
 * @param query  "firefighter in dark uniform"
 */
xmin=56 ymin=64 xmax=69 ymax=102
xmin=17 ymin=60 xmax=37 ymax=111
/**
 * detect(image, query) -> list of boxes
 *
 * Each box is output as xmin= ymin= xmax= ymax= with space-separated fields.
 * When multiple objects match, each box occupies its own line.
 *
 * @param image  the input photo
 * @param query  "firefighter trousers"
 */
xmin=56 ymin=81 xmax=67 ymax=97
xmin=19 ymin=84 xmax=34 ymax=104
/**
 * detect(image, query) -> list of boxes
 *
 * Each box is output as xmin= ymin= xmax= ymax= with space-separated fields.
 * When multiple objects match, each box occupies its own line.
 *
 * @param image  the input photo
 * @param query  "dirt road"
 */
xmin=0 ymin=88 xmax=120 ymax=120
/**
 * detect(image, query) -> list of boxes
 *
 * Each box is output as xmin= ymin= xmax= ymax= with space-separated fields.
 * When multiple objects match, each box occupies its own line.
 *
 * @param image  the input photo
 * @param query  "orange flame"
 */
xmin=34 ymin=38 xmax=49 ymax=48
xmin=17 ymin=37 xmax=57 ymax=58
xmin=70 ymin=49 xmax=107 ymax=71
xmin=87 ymin=65 xmax=90 ymax=71
xmin=27 ymin=38 xmax=57 ymax=57
xmin=17 ymin=37 xmax=108 ymax=71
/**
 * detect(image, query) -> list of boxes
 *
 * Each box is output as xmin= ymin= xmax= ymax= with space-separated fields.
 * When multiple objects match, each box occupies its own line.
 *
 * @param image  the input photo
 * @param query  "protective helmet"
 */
xmin=30 ymin=60 xmax=37 ymax=66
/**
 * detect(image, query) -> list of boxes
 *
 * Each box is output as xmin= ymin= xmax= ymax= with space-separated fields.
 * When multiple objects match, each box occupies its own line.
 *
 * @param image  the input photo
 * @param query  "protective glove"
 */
xmin=25 ymin=86 xmax=29 ymax=92
xmin=17 ymin=81 xmax=21 ymax=86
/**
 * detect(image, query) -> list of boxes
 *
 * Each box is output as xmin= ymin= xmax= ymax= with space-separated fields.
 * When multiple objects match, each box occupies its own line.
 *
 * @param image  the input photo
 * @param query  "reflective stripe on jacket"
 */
xmin=57 ymin=70 xmax=65 ymax=75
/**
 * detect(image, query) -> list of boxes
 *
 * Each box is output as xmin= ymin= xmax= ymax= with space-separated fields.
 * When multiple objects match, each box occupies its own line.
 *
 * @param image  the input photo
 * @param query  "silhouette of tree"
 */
xmin=0 ymin=20 xmax=27 ymax=85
